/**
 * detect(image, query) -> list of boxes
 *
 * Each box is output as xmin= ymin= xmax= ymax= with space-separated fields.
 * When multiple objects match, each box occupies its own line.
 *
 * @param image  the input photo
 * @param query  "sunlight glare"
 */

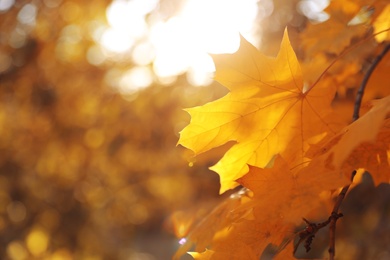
xmin=181 ymin=0 xmax=258 ymax=54
xmin=151 ymin=0 xmax=259 ymax=86
xmin=151 ymin=18 xmax=190 ymax=78
xmin=100 ymin=27 xmax=134 ymax=53
xmin=101 ymin=0 xmax=154 ymax=53
xmin=86 ymin=45 xmax=106 ymax=65
xmin=99 ymin=0 xmax=260 ymax=89
xmin=186 ymin=53 xmax=215 ymax=86
xmin=132 ymin=41 xmax=155 ymax=66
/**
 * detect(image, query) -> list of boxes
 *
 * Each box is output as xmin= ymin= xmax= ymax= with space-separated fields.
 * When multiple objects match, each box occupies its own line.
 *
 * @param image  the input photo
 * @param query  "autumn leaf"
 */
xmin=173 ymin=188 xmax=253 ymax=259
xmin=374 ymin=4 xmax=390 ymax=42
xmin=364 ymin=54 xmax=390 ymax=102
xmin=342 ymin=118 xmax=390 ymax=184
xmin=273 ymin=241 xmax=296 ymax=260
xmin=237 ymin=156 xmax=349 ymax=224
xmin=179 ymin=29 xmax=340 ymax=193
xmin=188 ymin=216 xmax=296 ymax=260
xmin=175 ymin=3 xmax=390 ymax=260
xmin=235 ymin=156 xmax=349 ymax=258
xmin=308 ymin=95 xmax=390 ymax=179
xmin=228 ymin=219 xmax=293 ymax=257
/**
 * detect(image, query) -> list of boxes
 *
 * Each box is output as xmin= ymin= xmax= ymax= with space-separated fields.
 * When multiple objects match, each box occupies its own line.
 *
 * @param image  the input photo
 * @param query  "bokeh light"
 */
xmin=0 ymin=0 xmax=14 ymax=12
xmin=297 ymin=0 xmax=329 ymax=22
xmin=17 ymin=3 xmax=37 ymax=25
xmin=6 ymin=201 xmax=26 ymax=222
xmin=148 ymin=0 xmax=260 ymax=86
xmin=93 ymin=0 xmax=261 ymax=90
xmin=6 ymin=241 xmax=28 ymax=260
xmin=26 ymin=227 xmax=49 ymax=256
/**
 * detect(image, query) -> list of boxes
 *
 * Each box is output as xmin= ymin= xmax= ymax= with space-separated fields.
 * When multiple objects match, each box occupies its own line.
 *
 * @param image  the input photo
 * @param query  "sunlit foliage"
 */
xmin=1 ymin=0 xmax=390 ymax=259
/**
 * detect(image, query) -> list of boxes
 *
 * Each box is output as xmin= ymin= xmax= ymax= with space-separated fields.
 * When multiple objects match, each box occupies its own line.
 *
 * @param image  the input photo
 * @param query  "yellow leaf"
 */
xmin=305 ymin=95 xmax=390 ymax=185
xmin=315 ymin=95 xmax=390 ymax=170
xmin=374 ymin=4 xmax=390 ymax=43
xmin=179 ymin=29 xmax=339 ymax=193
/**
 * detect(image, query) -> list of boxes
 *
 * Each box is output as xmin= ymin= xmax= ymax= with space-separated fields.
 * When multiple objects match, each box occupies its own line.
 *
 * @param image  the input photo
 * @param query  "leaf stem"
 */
xmin=353 ymin=43 xmax=390 ymax=121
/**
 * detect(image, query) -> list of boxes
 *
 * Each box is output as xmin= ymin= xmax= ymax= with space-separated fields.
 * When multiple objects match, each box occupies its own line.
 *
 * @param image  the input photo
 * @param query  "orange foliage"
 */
xmin=177 ymin=1 xmax=390 ymax=259
xmin=179 ymin=30 xmax=342 ymax=193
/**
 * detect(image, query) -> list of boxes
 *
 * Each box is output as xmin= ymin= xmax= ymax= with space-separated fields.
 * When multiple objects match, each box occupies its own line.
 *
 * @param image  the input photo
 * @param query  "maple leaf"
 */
xmin=308 ymin=95 xmax=390 ymax=179
xmin=302 ymin=95 xmax=390 ymax=190
xmin=236 ymin=156 xmax=349 ymax=258
xmin=237 ymin=156 xmax=349 ymax=224
xmin=179 ymin=29 xmax=339 ymax=193
xmin=228 ymin=219 xmax=295 ymax=257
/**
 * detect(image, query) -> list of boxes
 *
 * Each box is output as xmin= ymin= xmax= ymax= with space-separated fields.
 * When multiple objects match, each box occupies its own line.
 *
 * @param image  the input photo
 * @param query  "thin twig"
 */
xmin=293 ymin=215 xmax=342 ymax=254
xmin=353 ymin=43 xmax=390 ymax=120
xmin=328 ymin=171 xmax=356 ymax=260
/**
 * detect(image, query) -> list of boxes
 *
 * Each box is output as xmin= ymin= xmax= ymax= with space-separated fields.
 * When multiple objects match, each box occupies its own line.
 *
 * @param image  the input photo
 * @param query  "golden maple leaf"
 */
xmin=178 ymin=29 xmax=339 ymax=193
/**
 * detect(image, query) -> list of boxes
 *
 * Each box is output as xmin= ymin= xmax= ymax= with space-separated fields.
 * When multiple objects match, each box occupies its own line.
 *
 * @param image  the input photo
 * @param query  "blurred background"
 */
xmin=0 ymin=0 xmax=389 ymax=259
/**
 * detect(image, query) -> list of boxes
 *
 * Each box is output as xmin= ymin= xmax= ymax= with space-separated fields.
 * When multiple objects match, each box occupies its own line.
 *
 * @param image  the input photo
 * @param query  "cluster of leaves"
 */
xmin=177 ymin=1 xmax=390 ymax=259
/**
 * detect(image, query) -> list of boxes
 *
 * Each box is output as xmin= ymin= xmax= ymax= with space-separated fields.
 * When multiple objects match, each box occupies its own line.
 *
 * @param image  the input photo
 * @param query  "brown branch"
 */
xmin=328 ymin=170 xmax=356 ymax=260
xmin=293 ymin=216 xmax=341 ymax=254
xmin=353 ymin=43 xmax=390 ymax=121
xmin=291 ymin=40 xmax=390 ymax=260
xmin=328 ymin=42 xmax=390 ymax=260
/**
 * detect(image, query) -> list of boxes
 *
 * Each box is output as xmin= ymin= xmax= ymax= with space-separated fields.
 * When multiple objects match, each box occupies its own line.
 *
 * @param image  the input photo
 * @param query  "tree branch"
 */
xmin=293 ymin=43 xmax=390 ymax=260
xmin=328 ymin=171 xmax=356 ymax=260
xmin=353 ymin=43 xmax=390 ymax=121
xmin=329 ymin=42 xmax=390 ymax=260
